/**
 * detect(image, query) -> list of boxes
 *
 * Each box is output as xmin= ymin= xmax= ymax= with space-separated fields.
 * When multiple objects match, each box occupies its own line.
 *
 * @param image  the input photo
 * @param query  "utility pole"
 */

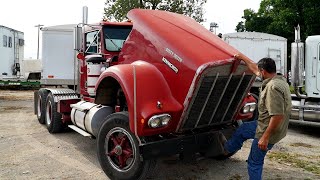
xmin=209 ymin=22 xmax=219 ymax=35
xmin=35 ymin=24 xmax=44 ymax=59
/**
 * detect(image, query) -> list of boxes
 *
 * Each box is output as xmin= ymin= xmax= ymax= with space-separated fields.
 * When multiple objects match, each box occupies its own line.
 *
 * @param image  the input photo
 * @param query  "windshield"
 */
xmin=103 ymin=26 xmax=132 ymax=52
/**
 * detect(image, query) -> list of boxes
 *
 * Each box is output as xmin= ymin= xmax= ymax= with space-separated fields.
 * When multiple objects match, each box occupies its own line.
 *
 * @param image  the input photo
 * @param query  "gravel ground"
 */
xmin=0 ymin=90 xmax=319 ymax=180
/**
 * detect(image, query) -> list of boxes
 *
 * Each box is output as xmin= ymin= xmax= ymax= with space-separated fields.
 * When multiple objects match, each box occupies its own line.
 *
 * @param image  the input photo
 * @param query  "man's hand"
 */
xmin=233 ymin=53 xmax=260 ymax=77
xmin=258 ymin=134 xmax=269 ymax=151
xmin=258 ymin=115 xmax=284 ymax=151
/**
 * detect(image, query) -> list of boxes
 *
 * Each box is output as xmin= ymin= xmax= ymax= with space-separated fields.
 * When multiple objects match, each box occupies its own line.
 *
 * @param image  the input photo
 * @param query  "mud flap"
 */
xmin=34 ymin=91 xmax=39 ymax=115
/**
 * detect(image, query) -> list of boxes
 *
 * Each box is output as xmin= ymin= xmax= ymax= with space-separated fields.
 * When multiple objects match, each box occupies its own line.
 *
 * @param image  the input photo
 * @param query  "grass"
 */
xmin=268 ymin=151 xmax=320 ymax=175
xmin=290 ymin=142 xmax=314 ymax=148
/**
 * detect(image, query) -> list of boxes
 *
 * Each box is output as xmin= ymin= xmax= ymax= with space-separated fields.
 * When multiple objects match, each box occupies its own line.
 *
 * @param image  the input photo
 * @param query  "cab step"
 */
xmin=68 ymin=125 xmax=92 ymax=137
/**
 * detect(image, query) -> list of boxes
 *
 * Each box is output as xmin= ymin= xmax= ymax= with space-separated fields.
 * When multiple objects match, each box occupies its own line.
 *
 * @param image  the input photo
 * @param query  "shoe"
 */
xmin=218 ymin=132 xmax=230 ymax=156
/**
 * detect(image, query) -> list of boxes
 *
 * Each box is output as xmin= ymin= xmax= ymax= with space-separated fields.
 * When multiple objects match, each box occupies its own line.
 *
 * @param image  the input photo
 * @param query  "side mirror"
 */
xmin=74 ymin=26 xmax=82 ymax=51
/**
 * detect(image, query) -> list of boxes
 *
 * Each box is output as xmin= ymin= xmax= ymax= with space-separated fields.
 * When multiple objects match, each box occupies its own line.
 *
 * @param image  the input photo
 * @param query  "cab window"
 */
xmin=85 ymin=31 xmax=99 ymax=53
xmin=103 ymin=26 xmax=132 ymax=52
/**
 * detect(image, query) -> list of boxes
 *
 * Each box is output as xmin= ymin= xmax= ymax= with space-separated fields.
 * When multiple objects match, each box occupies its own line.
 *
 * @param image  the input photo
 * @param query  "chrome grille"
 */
xmin=180 ymin=72 xmax=254 ymax=131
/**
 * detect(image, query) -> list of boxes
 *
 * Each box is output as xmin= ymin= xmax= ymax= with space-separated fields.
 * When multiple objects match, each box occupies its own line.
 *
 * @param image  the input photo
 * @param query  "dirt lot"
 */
xmin=0 ymin=90 xmax=319 ymax=180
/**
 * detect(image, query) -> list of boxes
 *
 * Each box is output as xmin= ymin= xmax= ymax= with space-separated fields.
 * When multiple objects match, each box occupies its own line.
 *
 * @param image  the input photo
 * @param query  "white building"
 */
xmin=0 ymin=25 xmax=24 ymax=78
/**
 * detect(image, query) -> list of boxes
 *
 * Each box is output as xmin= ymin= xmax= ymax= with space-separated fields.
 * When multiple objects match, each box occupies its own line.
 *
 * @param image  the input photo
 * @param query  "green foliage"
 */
xmin=236 ymin=0 xmax=320 ymax=42
xmin=104 ymin=0 xmax=207 ymax=23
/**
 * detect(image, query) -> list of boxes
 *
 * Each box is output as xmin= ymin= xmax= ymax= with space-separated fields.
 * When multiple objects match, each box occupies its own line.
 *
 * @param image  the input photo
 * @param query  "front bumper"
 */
xmin=140 ymin=126 xmax=236 ymax=160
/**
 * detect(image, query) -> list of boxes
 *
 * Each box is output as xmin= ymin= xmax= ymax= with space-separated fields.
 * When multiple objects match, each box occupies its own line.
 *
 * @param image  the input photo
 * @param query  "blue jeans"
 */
xmin=224 ymin=120 xmax=274 ymax=180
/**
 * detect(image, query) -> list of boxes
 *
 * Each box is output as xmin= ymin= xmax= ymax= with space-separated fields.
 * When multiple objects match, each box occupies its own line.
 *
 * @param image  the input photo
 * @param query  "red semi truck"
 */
xmin=34 ymin=9 xmax=256 ymax=179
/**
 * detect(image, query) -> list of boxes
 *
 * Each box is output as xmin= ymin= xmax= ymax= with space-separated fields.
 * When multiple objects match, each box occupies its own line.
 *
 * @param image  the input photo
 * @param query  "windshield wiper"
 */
xmin=104 ymin=32 xmax=121 ymax=51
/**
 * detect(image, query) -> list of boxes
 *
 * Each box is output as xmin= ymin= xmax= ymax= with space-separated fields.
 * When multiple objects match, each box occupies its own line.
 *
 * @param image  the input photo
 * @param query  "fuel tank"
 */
xmin=71 ymin=101 xmax=113 ymax=136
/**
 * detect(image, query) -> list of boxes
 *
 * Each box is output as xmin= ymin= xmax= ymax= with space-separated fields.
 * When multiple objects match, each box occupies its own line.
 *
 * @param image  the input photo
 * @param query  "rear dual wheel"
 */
xmin=36 ymin=89 xmax=48 ymax=124
xmin=97 ymin=112 xmax=156 ymax=180
xmin=45 ymin=93 xmax=64 ymax=133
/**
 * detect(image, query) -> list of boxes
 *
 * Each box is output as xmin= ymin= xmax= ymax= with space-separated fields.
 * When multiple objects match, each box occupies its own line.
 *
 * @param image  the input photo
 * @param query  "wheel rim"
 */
xmin=37 ymin=95 xmax=42 ymax=119
xmin=46 ymin=100 xmax=52 ymax=126
xmin=105 ymin=127 xmax=136 ymax=172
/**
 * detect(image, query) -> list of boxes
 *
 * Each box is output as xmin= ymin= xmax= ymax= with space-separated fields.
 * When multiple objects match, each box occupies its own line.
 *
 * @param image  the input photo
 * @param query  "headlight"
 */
xmin=242 ymin=102 xmax=256 ymax=114
xmin=249 ymin=103 xmax=256 ymax=112
xmin=148 ymin=114 xmax=171 ymax=128
xmin=242 ymin=105 xmax=250 ymax=114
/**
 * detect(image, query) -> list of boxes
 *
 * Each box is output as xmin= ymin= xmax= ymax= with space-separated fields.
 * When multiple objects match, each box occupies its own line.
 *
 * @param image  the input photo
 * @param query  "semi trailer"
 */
xmin=0 ymin=25 xmax=40 ymax=87
xmin=34 ymin=8 xmax=256 ymax=179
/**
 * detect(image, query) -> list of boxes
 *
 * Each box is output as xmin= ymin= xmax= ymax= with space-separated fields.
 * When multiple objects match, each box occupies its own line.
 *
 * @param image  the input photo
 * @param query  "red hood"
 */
xmin=120 ymin=9 xmax=249 ymax=105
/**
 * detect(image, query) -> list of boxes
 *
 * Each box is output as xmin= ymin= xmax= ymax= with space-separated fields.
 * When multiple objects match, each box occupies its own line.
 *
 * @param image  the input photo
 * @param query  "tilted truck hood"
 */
xmin=122 ymin=9 xmax=248 ymax=102
xmin=118 ymin=9 xmax=254 ymax=133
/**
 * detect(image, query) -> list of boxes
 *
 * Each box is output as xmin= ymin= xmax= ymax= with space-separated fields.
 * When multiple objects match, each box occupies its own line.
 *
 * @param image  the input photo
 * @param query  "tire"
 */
xmin=45 ymin=93 xmax=64 ymax=133
xmin=36 ymin=89 xmax=48 ymax=124
xmin=97 ymin=112 xmax=156 ymax=180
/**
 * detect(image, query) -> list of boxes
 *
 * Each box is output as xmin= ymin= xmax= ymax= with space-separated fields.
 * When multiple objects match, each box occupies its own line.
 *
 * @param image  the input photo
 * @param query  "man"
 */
xmin=222 ymin=53 xmax=292 ymax=180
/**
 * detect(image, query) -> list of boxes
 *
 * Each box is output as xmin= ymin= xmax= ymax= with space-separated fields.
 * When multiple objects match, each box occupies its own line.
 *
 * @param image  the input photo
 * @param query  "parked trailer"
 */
xmin=0 ymin=25 xmax=24 ymax=78
xmin=34 ymin=8 xmax=257 ymax=179
xmin=0 ymin=25 xmax=40 ymax=88
xmin=223 ymin=32 xmax=287 ymax=88
xmin=40 ymin=24 xmax=77 ymax=86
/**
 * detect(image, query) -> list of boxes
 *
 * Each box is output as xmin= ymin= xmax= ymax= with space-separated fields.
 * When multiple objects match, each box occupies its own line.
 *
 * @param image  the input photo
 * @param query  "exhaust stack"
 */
xmin=291 ymin=25 xmax=307 ymax=98
xmin=82 ymin=6 xmax=88 ymax=25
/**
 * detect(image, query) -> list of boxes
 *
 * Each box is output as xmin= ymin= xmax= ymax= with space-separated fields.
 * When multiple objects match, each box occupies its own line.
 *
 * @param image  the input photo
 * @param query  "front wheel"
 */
xmin=97 ymin=112 xmax=156 ymax=180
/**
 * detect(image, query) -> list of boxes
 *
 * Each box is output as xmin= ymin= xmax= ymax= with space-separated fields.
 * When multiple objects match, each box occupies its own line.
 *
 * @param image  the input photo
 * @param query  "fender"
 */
xmin=95 ymin=61 xmax=183 ymax=137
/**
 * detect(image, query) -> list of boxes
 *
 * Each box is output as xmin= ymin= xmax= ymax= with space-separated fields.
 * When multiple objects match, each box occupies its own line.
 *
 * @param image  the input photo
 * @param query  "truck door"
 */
xmin=268 ymin=48 xmax=282 ymax=73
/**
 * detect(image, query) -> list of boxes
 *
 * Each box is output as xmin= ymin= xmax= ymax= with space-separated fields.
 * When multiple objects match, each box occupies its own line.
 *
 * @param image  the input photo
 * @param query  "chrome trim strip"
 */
xmin=194 ymin=73 xmax=219 ymax=128
xmin=208 ymin=74 xmax=233 ymax=125
xmin=220 ymin=73 xmax=245 ymax=123
xmin=132 ymin=66 xmax=142 ymax=145
xmin=175 ymin=65 xmax=203 ymax=132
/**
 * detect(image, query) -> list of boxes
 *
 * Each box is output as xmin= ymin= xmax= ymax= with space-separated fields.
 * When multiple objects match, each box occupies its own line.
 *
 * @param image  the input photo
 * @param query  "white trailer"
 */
xmin=40 ymin=24 xmax=77 ymax=86
xmin=223 ymin=32 xmax=288 ymax=83
xmin=0 ymin=25 xmax=24 ymax=79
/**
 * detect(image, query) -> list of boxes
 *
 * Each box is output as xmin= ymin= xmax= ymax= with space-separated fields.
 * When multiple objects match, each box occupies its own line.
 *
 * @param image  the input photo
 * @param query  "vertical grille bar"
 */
xmin=227 ymin=75 xmax=256 ymax=121
xmin=194 ymin=73 xmax=219 ymax=128
xmin=220 ymin=73 xmax=245 ymax=123
xmin=208 ymin=74 xmax=233 ymax=125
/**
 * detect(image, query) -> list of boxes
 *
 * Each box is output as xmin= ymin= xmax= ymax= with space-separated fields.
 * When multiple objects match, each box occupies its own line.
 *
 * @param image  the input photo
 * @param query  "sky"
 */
xmin=0 ymin=0 xmax=261 ymax=59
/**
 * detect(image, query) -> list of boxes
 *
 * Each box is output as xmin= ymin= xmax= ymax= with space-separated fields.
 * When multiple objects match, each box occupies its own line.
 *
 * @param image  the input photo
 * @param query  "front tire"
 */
xmin=97 ymin=112 xmax=156 ymax=180
xmin=45 ymin=93 xmax=64 ymax=133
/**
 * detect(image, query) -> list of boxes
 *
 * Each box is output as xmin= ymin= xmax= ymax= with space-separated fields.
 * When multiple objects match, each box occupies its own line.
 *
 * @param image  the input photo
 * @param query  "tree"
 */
xmin=104 ymin=0 xmax=207 ymax=23
xmin=236 ymin=0 xmax=320 ymax=42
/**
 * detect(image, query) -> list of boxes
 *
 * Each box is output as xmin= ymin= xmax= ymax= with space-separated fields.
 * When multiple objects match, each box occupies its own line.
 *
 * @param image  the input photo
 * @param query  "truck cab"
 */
xmin=78 ymin=22 xmax=132 ymax=97
xmin=305 ymin=36 xmax=320 ymax=97
xmin=290 ymin=26 xmax=320 ymax=123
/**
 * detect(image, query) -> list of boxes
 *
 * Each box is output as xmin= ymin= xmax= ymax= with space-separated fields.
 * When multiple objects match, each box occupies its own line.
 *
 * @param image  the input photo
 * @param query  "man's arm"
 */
xmin=258 ymin=115 xmax=284 ymax=150
xmin=234 ymin=53 xmax=261 ymax=77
